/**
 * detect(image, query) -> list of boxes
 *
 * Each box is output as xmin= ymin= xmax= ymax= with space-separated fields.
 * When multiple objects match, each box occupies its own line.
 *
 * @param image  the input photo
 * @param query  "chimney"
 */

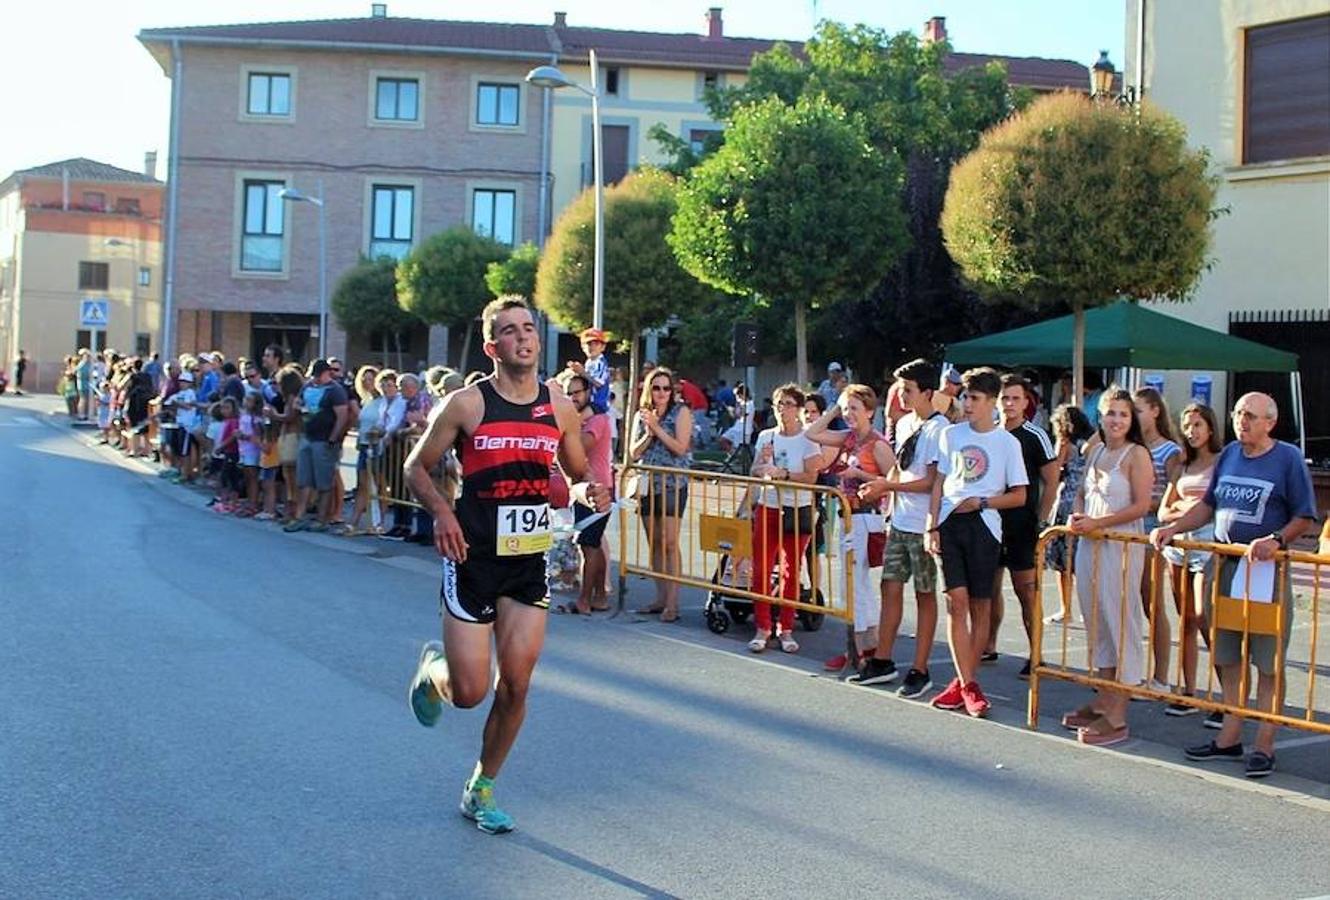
xmin=144 ymin=151 xmax=158 ymax=179
xmin=553 ymin=11 xmax=567 ymax=27
xmin=922 ymin=16 xmax=947 ymax=44
xmin=705 ymin=7 xmax=723 ymax=40
xmin=371 ymin=3 xmax=387 ymax=17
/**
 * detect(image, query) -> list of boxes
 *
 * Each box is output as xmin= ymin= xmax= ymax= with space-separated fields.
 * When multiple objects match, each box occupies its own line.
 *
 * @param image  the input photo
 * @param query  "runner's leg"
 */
xmin=437 ymin=614 xmax=495 ymax=709
xmin=478 ymin=598 xmax=548 ymax=778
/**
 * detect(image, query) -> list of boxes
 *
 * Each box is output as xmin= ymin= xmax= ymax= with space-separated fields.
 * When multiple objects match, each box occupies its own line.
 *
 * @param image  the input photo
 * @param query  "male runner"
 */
xmin=405 ymin=297 xmax=611 ymax=835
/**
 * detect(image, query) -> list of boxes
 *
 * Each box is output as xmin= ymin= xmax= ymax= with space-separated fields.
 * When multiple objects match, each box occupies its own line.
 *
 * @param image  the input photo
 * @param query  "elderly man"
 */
xmin=1151 ymin=392 xmax=1316 ymax=778
xmin=931 ymin=364 xmax=964 ymax=423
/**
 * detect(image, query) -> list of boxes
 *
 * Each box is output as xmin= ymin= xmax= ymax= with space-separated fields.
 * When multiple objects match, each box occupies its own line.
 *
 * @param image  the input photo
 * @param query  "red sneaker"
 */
xmin=962 ymin=682 xmax=991 ymax=718
xmin=823 ymin=654 xmax=848 ymax=672
xmin=931 ymin=677 xmax=965 ymax=710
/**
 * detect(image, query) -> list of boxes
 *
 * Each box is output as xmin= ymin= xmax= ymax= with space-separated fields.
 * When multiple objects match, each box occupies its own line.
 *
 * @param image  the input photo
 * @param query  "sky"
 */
xmin=3 ymin=0 xmax=1125 ymax=182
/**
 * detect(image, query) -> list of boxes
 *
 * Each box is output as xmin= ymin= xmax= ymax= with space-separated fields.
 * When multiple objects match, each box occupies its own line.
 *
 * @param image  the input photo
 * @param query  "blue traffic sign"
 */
xmin=80 ymin=299 xmax=109 ymax=328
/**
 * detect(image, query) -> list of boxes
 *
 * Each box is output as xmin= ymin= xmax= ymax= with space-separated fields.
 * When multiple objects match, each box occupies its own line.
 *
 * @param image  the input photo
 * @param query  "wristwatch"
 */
xmin=979 ymin=497 xmax=990 ymax=511
xmin=1268 ymin=532 xmax=1288 ymax=550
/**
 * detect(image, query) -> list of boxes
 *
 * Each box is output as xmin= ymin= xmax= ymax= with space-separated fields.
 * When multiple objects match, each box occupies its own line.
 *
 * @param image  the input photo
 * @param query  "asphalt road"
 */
xmin=2 ymin=397 xmax=1328 ymax=900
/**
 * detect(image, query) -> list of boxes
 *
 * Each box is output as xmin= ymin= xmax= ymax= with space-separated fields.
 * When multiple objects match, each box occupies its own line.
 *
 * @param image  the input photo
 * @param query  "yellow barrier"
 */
xmin=617 ymin=463 xmax=856 ymax=633
xmin=1029 ymin=525 xmax=1328 ymax=735
xmin=375 ymin=431 xmax=424 ymax=510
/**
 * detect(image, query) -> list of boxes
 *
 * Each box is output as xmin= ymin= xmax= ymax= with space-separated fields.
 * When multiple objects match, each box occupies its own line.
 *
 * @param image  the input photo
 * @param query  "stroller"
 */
xmin=702 ymin=486 xmax=827 ymax=636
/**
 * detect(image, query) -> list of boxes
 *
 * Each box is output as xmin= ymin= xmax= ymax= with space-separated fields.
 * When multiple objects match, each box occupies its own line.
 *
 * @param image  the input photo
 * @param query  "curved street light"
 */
xmin=526 ymin=51 xmax=604 ymax=332
xmin=279 ymin=183 xmax=328 ymax=359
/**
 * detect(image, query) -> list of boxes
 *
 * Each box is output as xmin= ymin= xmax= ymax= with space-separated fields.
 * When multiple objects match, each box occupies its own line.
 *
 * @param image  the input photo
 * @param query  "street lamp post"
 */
xmin=1088 ymin=50 xmax=1137 ymax=106
xmin=279 ymin=181 xmax=328 ymax=359
xmin=526 ymin=50 xmax=604 ymax=332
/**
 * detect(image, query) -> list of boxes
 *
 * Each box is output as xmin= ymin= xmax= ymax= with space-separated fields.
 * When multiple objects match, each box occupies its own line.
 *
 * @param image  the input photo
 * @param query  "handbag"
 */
xmin=780 ymin=505 xmax=814 ymax=536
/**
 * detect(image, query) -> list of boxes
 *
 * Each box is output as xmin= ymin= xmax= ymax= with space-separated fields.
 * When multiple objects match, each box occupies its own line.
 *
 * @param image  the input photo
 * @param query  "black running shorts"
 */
xmin=938 ymin=511 xmax=1002 ymax=599
xmin=440 ymin=554 xmax=549 ymax=624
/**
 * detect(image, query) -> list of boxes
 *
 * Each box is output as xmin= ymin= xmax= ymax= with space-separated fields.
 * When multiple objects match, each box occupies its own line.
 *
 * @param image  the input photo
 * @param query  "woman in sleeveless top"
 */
xmin=628 ymin=367 xmax=693 ymax=622
xmin=1133 ymin=387 xmax=1183 ymax=691
xmin=1063 ymin=389 xmax=1154 ymax=746
xmin=1157 ymin=403 xmax=1221 ymax=713
xmin=804 ymin=384 xmax=896 ymax=673
xmin=1043 ymin=404 xmax=1096 ymax=623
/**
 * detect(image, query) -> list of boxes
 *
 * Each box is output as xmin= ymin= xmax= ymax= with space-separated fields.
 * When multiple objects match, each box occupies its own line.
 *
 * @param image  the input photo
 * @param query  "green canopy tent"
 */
xmin=945 ymin=301 xmax=1306 ymax=449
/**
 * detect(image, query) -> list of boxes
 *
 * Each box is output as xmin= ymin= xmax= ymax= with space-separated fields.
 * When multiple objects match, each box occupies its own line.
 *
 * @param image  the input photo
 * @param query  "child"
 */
xmin=95 ymin=381 xmax=113 ymax=443
xmin=209 ymin=398 xmax=241 ymax=511
xmin=256 ymin=410 xmax=282 ymax=521
xmin=926 ymin=367 xmax=1028 ymax=718
xmin=236 ymin=392 xmax=263 ymax=515
xmin=164 ymin=372 xmax=199 ymax=483
xmin=571 ymin=327 xmax=611 ymax=412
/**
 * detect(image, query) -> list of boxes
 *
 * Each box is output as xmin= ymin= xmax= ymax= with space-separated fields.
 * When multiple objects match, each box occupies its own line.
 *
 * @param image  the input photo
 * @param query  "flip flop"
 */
xmin=1060 ymin=705 xmax=1101 ymax=730
xmin=589 ymin=602 xmax=611 ymax=612
xmin=1077 ymin=716 xmax=1129 ymax=746
xmin=634 ymin=605 xmax=666 ymax=615
xmin=554 ymin=603 xmax=591 ymax=615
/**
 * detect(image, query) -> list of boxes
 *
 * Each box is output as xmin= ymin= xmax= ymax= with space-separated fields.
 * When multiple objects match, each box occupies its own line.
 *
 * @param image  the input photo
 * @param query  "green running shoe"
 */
xmin=460 ymin=776 xmax=515 ymax=835
xmin=408 ymin=641 xmax=445 ymax=727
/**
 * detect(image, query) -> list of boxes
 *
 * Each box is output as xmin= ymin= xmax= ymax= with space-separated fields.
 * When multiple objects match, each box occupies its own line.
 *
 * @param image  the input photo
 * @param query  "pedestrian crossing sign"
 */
xmin=80 ymin=299 xmax=109 ymax=327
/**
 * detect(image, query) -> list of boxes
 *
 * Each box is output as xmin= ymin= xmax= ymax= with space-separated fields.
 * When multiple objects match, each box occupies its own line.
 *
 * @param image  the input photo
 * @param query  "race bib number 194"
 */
xmin=497 ymin=503 xmax=552 ymax=556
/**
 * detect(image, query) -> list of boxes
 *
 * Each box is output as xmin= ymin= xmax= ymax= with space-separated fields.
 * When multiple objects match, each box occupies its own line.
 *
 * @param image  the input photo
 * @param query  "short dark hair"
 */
xmin=482 ymin=295 xmax=532 ymax=341
xmin=893 ymin=358 xmax=937 ymax=393
xmin=221 ymin=362 xmax=238 ymax=376
xmin=1000 ymin=372 xmax=1030 ymax=398
xmin=962 ymin=367 xmax=1002 ymax=399
xmin=803 ymin=392 xmax=827 ymax=414
xmin=561 ymin=372 xmax=590 ymax=394
xmin=264 ymin=344 xmax=285 ymax=363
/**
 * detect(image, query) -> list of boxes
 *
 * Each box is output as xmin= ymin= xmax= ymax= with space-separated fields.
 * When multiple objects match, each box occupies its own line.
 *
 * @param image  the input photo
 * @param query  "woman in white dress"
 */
xmin=1062 ymin=389 xmax=1154 ymax=746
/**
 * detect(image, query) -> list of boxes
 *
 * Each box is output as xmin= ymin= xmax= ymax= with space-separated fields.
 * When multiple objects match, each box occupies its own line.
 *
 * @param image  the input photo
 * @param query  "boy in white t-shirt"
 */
xmin=164 ymin=371 xmax=199 ymax=483
xmin=855 ymin=359 xmax=949 ymax=698
xmin=926 ymin=367 xmax=1028 ymax=717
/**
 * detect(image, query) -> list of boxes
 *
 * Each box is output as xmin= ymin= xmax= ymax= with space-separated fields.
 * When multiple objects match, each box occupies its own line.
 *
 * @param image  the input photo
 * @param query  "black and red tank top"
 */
xmin=456 ymin=379 xmax=561 ymax=560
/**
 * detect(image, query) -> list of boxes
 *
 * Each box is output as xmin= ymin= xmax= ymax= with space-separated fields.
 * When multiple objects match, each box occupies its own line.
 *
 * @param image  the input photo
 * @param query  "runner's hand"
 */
xmin=433 ymin=507 xmax=469 ymax=563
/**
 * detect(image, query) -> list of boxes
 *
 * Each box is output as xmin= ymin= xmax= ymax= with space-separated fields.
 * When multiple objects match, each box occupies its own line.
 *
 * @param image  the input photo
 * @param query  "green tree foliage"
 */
xmin=536 ymin=168 xmax=716 ymax=414
xmin=669 ymin=94 xmax=907 ymax=384
xmin=329 ymin=256 xmax=422 ymax=367
xmin=397 ymin=226 xmax=509 ymax=372
xmin=702 ymin=23 xmax=1032 ymax=379
xmin=485 ymin=241 xmax=539 ymax=299
xmin=942 ymin=91 xmax=1218 ymax=395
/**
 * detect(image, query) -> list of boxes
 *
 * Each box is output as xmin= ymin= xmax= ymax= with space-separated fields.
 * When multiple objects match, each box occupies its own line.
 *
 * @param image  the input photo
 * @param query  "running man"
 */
xmin=404 ymin=297 xmax=611 ymax=835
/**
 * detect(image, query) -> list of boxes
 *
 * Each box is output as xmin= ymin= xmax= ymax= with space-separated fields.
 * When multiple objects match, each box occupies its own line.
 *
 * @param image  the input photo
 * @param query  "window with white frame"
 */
xmin=241 ymin=180 xmax=285 ymax=272
xmin=370 ymin=185 xmax=415 ymax=260
xmin=375 ymin=77 xmax=419 ymax=121
xmin=476 ymin=83 xmax=520 ymax=126
xmin=247 ymin=72 xmax=291 ymax=116
xmin=472 ymin=189 xmax=516 ymax=245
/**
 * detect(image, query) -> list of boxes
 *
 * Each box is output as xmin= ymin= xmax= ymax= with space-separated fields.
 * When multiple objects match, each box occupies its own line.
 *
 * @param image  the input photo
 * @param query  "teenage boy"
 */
xmin=985 ymin=374 xmax=1059 ymax=675
xmin=855 ymin=359 xmax=948 ymax=698
xmin=568 ymin=328 xmax=611 ymax=412
xmin=926 ymin=367 xmax=1028 ymax=717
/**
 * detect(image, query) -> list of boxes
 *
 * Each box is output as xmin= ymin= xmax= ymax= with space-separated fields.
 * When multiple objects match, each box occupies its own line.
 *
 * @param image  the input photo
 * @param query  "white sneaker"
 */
xmin=1147 ymin=679 xmax=1172 ymax=694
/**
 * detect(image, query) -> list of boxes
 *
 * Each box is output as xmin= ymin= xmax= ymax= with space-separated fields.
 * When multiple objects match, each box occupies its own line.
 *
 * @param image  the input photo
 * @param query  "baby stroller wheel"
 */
xmin=797 ymin=587 xmax=826 ymax=632
xmin=706 ymin=609 xmax=731 ymax=635
xmin=722 ymin=601 xmax=751 ymax=625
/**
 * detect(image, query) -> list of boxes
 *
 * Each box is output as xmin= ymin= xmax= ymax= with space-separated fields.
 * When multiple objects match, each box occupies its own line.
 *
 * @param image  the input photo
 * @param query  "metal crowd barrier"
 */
xmin=372 ymin=431 xmax=425 ymax=510
xmin=1029 ymin=525 xmax=1328 ymax=735
xmin=617 ymin=463 xmax=856 ymax=632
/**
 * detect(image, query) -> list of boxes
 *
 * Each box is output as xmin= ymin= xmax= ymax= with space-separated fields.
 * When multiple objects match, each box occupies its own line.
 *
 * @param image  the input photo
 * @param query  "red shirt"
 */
xmin=678 ymin=379 xmax=708 ymax=411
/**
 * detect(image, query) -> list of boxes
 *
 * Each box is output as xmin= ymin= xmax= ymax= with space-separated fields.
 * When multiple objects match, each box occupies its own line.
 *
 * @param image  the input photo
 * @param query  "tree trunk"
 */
xmin=460 ymin=319 xmax=475 ymax=375
xmin=794 ymin=298 xmax=808 ymax=387
xmin=1072 ymin=300 xmax=1086 ymax=413
xmin=392 ymin=330 xmax=403 ymax=371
